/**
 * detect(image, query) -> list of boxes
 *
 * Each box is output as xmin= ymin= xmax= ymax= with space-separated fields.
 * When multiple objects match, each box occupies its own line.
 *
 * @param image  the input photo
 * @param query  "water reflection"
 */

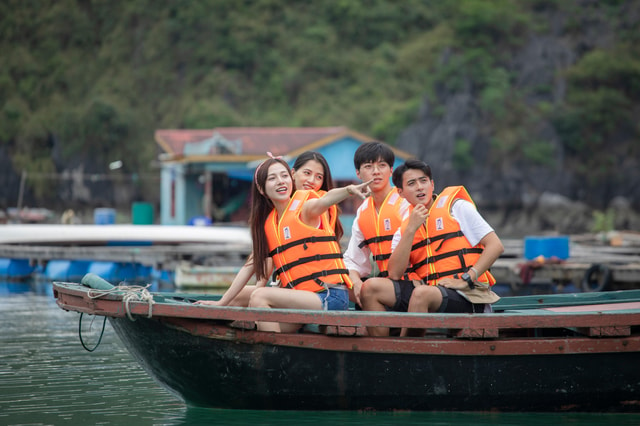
xmin=175 ymin=409 xmax=640 ymax=426
xmin=1 ymin=280 xmax=638 ymax=426
xmin=0 ymin=280 xmax=183 ymax=426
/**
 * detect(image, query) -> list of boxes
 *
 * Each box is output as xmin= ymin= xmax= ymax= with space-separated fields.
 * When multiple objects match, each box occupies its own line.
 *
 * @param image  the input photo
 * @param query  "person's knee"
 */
xmin=361 ymin=278 xmax=389 ymax=300
xmin=411 ymin=285 xmax=437 ymax=305
xmin=249 ymin=287 xmax=268 ymax=307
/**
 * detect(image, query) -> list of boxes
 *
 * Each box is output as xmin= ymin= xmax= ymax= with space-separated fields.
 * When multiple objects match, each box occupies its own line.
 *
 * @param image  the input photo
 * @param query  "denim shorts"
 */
xmin=316 ymin=287 xmax=349 ymax=311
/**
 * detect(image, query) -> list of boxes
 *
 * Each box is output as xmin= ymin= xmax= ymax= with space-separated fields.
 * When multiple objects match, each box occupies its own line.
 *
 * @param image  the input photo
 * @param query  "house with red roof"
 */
xmin=155 ymin=127 xmax=413 ymax=227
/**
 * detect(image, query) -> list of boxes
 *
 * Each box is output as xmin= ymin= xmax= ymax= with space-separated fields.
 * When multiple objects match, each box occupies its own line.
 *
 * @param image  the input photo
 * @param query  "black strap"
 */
xmin=436 ymin=285 xmax=449 ymax=313
xmin=269 ymin=235 xmax=339 ymax=257
xmin=409 ymin=231 xmax=463 ymax=253
xmin=372 ymin=253 xmax=391 ymax=261
xmin=432 ymin=231 xmax=464 ymax=252
xmin=423 ymin=267 xmax=468 ymax=282
xmin=358 ymin=234 xmax=393 ymax=249
xmin=376 ymin=270 xmax=413 ymax=280
xmin=408 ymin=247 xmax=483 ymax=273
xmin=273 ymin=253 xmax=343 ymax=276
xmin=411 ymin=238 xmax=430 ymax=251
xmin=285 ymin=268 xmax=350 ymax=289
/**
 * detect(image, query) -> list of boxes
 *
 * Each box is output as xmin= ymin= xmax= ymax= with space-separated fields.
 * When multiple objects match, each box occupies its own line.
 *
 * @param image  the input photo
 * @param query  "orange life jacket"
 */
xmin=265 ymin=190 xmax=352 ymax=292
xmin=406 ymin=186 xmax=496 ymax=286
xmin=317 ymin=189 xmax=338 ymax=235
xmin=357 ymin=188 xmax=418 ymax=280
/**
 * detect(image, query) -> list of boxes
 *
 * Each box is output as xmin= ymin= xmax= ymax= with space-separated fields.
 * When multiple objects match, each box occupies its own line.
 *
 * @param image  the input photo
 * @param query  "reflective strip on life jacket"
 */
xmin=356 ymin=188 xmax=418 ymax=280
xmin=265 ymin=190 xmax=352 ymax=292
xmin=407 ymin=186 xmax=496 ymax=286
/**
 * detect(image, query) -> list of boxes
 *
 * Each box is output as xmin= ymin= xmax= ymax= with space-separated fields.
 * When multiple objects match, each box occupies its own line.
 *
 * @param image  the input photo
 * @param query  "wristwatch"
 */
xmin=461 ymin=272 xmax=475 ymax=289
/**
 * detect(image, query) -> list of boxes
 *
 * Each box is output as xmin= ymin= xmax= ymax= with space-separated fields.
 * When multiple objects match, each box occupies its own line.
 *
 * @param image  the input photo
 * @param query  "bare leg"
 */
xmin=226 ymin=285 xmax=258 ymax=307
xmin=360 ymin=277 xmax=397 ymax=337
xmin=401 ymin=285 xmax=443 ymax=337
xmin=249 ymin=287 xmax=323 ymax=333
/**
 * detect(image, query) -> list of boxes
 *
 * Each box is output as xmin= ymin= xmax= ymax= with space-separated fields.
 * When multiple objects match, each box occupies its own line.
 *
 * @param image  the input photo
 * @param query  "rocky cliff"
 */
xmin=396 ymin=1 xmax=640 ymax=236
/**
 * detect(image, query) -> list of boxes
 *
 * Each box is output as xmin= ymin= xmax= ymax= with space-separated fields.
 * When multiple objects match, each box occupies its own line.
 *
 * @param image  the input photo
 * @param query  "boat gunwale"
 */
xmin=53 ymin=281 xmax=640 ymax=331
xmin=148 ymin=314 xmax=640 ymax=356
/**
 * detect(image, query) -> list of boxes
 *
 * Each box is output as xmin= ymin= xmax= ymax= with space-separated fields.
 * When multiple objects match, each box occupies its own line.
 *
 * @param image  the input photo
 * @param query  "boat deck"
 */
xmin=53 ymin=281 xmax=640 ymax=350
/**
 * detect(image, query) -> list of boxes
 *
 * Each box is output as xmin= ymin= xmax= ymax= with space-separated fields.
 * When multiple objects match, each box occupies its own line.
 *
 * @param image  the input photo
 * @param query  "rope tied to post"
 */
xmin=88 ymin=284 xmax=155 ymax=321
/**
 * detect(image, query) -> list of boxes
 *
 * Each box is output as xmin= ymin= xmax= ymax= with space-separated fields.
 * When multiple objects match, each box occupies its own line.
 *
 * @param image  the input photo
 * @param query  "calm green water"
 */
xmin=1 ymin=280 xmax=639 ymax=426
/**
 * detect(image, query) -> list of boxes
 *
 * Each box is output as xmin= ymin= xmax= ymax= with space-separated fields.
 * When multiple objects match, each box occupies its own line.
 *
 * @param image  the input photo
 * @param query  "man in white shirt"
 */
xmin=342 ymin=142 xmax=413 ymax=311
xmin=373 ymin=159 xmax=503 ymax=336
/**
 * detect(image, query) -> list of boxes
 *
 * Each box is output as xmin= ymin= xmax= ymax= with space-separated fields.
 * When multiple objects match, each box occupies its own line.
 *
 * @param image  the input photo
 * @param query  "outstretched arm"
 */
xmin=195 ymin=254 xmax=258 ymax=306
xmin=300 ymin=179 xmax=373 ymax=226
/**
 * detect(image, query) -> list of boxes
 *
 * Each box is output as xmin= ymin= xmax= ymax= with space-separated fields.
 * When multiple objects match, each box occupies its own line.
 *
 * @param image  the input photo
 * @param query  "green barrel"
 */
xmin=132 ymin=202 xmax=154 ymax=225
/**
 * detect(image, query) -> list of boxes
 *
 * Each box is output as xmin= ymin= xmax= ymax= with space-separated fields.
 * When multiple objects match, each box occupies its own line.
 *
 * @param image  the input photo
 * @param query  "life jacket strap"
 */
xmin=274 ymin=253 xmax=343 ymax=276
xmin=358 ymin=234 xmax=393 ymax=249
xmin=269 ymin=235 xmax=339 ymax=257
xmin=285 ymin=268 xmax=350 ymax=289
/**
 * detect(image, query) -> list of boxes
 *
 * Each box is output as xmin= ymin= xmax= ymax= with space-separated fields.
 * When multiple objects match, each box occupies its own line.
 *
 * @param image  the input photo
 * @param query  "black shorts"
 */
xmin=389 ymin=279 xmax=416 ymax=312
xmin=436 ymin=286 xmax=486 ymax=313
xmin=388 ymin=281 xmax=486 ymax=313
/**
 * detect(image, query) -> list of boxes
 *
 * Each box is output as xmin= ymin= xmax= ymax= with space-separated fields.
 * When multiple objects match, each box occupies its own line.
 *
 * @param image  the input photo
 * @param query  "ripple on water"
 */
xmin=0 ymin=291 xmax=185 ymax=426
xmin=2 ymin=285 xmax=640 ymax=426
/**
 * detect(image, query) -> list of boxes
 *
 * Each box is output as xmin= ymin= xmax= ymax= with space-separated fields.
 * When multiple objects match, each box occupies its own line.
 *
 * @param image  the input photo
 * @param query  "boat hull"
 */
xmin=110 ymin=315 xmax=640 ymax=412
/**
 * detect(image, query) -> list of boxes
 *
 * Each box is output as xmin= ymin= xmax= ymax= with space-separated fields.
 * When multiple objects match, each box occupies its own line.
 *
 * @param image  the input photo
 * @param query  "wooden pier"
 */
xmin=0 ymin=243 xmax=251 ymax=272
xmin=2 ymin=225 xmax=639 ymax=293
xmin=0 ymin=224 xmax=253 ymax=282
xmin=492 ymin=233 xmax=640 ymax=293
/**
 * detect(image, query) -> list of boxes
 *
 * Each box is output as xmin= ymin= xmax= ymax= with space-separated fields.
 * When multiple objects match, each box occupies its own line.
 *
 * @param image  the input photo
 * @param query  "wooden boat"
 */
xmin=52 ymin=275 xmax=640 ymax=412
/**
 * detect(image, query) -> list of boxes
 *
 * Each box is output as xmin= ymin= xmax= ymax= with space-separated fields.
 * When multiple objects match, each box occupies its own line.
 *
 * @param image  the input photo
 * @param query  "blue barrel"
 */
xmin=94 ymin=208 xmax=116 ymax=225
xmin=524 ymin=236 xmax=570 ymax=260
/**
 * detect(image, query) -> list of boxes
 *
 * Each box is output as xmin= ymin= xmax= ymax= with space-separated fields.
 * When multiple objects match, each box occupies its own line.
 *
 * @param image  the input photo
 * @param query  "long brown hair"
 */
xmin=292 ymin=151 xmax=344 ymax=240
xmin=250 ymin=157 xmax=292 ymax=281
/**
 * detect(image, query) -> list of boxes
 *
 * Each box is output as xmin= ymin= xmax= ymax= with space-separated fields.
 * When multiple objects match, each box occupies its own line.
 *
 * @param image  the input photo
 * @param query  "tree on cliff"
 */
xmin=1 ymin=0 xmax=638 ymax=220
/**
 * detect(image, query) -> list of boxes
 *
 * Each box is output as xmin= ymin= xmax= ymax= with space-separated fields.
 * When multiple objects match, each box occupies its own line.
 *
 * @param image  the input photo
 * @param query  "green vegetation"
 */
xmin=554 ymin=45 xmax=640 ymax=184
xmin=591 ymin=208 xmax=616 ymax=234
xmin=453 ymin=138 xmax=473 ymax=171
xmin=1 ymin=0 xmax=638 ymax=207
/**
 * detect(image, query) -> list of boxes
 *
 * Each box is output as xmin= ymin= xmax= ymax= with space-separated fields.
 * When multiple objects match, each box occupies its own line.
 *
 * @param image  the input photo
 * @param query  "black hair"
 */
xmin=392 ymin=159 xmax=432 ymax=189
xmin=292 ymin=151 xmax=332 ymax=192
xmin=291 ymin=151 xmax=344 ymax=240
xmin=353 ymin=142 xmax=395 ymax=170
xmin=250 ymin=157 xmax=292 ymax=281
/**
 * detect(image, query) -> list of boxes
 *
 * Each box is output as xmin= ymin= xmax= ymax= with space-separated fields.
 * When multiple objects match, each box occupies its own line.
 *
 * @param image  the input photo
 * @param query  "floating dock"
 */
xmin=1 ymin=225 xmax=639 ymax=293
xmin=491 ymin=233 xmax=640 ymax=294
xmin=0 ymin=224 xmax=251 ymax=283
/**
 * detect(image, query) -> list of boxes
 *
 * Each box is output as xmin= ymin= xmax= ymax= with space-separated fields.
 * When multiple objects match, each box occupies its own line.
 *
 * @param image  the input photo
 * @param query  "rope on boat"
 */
xmin=88 ymin=284 xmax=155 ymax=321
xmin=78 ymin=313 xmax=107 ymax=352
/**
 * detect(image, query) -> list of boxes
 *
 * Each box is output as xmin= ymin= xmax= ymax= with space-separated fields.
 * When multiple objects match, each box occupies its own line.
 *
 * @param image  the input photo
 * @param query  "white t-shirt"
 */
xmin=391 ymin=199 xmax=493 ymax=250
xmin=343 ymin=217 xmax=372 ymax=278
xmin=343 ymin=196 xmax=411 ymax=278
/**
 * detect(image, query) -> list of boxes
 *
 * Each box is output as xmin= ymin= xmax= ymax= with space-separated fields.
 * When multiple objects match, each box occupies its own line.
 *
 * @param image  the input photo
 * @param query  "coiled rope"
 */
xmin=77 ymin=281 xmax=155 ymax=352
xmin=79 ymin=313 xmax=107 ymax=352
xmin=88 ymin=284 xmax=155 ymax=321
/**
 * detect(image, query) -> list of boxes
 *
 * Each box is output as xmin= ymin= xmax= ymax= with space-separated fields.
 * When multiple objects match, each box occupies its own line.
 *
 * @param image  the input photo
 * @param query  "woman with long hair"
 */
xmin=199 ymin=153 xmax=370 ymax=333
xmin=291 ymin=151 xmax=344 ymax=240
xmin=198 ymin=151 xmax=346 ymax=308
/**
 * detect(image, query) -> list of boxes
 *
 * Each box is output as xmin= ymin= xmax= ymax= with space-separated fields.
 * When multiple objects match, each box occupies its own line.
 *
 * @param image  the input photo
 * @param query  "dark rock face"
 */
xmin=396 ymin=4 xmax=640 ymax=236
